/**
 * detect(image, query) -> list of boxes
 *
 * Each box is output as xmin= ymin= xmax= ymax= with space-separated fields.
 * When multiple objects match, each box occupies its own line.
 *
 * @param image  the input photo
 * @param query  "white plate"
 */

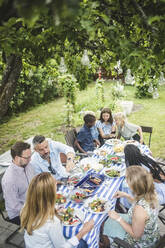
xmin=104 ymin=167 xmax=125 ymax=178
xmin=60 ymin=208 xmax=85 ymax=226
xmin=79 ymin=157 xmax=103 ymax=171
xmin=105 ymin=139 xmax=123 ymax=145
xmin=0 ymin=162 xmax=10 ymax=167
xmin=84 ymin=196 xmax=111 ymax=214
xmin=123 ymin=140 xmax=139 ymax=146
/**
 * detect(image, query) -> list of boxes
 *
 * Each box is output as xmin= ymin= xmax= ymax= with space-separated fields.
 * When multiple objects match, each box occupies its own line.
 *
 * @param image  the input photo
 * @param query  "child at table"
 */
xmin=96 ymin=107 xmax=116 ymax=145
xmin=21 ymin=172 xmax=94 ymax=248
xmin=75 ymin=114 xmax=99 ymax=154
xmin=114 ymin=112 xmax=143 ymax=144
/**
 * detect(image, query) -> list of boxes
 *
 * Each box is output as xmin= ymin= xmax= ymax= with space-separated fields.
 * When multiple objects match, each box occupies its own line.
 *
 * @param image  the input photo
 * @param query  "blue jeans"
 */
xmin=77 ymin=239 xmax=88 ymax=248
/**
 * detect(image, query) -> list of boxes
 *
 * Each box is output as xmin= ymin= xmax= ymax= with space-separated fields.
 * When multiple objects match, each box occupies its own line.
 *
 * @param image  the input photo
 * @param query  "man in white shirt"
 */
xmin=31 ymin=135 xmax=75 ymax=180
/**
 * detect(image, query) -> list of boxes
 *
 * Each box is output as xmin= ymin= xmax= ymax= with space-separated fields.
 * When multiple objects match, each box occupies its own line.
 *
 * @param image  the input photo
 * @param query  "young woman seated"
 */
xmin=21 ymin=172 xmax=94 ymax=248
xmin=96 ymin=108 xmax=116 ymax=145
xmin=103 ymin=166 xmax=160 ymax=248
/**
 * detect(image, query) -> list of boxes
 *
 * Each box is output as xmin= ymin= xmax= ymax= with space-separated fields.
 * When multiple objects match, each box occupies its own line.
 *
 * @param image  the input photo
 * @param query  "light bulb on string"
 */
xmin=148 ymin=84 xmax=153 ymax=93
xmin=59 ymin=57 xmax=67 ymax=74
xmin=81 ymin=50 xmax=90 ymax=67
xmin=153 ymin=88 xmax=159 ymax=99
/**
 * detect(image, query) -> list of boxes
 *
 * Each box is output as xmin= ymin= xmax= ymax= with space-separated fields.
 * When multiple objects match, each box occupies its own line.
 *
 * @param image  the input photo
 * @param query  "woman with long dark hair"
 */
xmin=121 ymin=144 xmax=165 ymax=208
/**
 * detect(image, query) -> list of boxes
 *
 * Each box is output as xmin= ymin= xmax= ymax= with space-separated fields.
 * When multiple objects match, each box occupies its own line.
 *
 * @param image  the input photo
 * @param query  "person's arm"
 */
xmin=113 ymin=191 xmax=134 ymax=203
xmin=74 ymin=139 xmax=87 ymax=154
xmin=98 ymin=128 xmax=111 ymax=139
xmin=108 ymin=205 xmax=148 ymax=239
xmin=2 ymin=181 xmax=23 ymax=218
xmin=137 ymin=126 xmax=143 ymax=144
xmin=65 ymin=152 xmax=75 ymax=172
xmin=93 ymin=139 xmax=100 ymax=147
xmin=48 ymin=218 xmax=94 ymax=248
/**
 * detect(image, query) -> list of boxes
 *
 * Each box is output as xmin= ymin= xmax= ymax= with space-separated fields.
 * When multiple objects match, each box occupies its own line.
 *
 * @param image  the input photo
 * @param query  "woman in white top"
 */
xmin=20 ymin=172 xmax=94 ymax=248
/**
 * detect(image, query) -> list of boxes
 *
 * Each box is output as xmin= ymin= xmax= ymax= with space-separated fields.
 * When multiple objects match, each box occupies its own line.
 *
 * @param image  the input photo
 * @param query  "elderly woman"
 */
xmin=103 ymin=166 xmax=160 ymax=248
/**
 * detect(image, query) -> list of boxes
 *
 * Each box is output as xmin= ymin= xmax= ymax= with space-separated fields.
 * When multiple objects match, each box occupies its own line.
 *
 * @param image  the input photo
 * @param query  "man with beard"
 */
xmin=1 ymin=141 xmax=35 ymax=225
xmin=31 ymin=135 xmax=75 ymax=180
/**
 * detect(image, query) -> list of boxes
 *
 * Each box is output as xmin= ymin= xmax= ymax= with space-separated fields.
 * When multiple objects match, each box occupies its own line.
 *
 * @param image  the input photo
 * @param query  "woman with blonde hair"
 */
xmin=21 ymin=172 xmax=93 ymax=248
xmin=103 ymin=166 xmax=160 ymax=247
xmin=114 ymin=112 xmax=143 ymax=144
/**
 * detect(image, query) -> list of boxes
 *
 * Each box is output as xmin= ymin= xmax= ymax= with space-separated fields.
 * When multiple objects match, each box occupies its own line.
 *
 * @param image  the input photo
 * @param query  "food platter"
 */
xmin=113 ymin=144 xmax=124 ymax=155
xmin=70 ymin=188 xmax=88 ymax=204
xmin=79 ymin=157 xmax=103 ymax=172
xmin=104 ymin=167 xmax=125 ymax=178
xmin=105 ymin=139 xmax=123 ymax=146
xmin=84 ymin=196 xmax=111 ymax=214
xmin=58 ymin=207 xmax=85 ymax=226
xmin=106 ymin=155 xmax=122 ymax=164
xmin=93 ymin=148 xmax=109 ymax=157
xmin=75 ymin=172 xmax=104 ymax=194
xmin=56 ymin=193 xmax=67 ymax=205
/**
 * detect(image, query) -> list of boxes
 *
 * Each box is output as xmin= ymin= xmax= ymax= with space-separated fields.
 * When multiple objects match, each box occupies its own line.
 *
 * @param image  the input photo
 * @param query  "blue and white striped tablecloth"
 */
xmin=60 ymin=142 xmax=151 ymax=248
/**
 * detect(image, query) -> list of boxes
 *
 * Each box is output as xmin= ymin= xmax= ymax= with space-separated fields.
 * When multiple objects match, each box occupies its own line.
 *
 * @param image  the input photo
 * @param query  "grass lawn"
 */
xmin=0 ymin=81 xmax=165 ymax=159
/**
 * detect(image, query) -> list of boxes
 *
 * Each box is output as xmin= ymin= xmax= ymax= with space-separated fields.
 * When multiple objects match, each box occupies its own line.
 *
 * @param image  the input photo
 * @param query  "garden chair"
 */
xmin=0 ymin=184 xmax=22 ymax=248
xmin=65 ymin=128 xmax=78 ymax=151
xmin=64 ymin=128 xmax=88 ymax=157
xmin=140 ymin=126 xmax=153 ymax=147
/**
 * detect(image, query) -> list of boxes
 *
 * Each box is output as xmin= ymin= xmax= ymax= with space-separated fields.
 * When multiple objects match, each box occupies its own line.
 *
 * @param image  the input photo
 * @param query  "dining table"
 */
xmin=57 ymin=140 xmax=151 ymax=248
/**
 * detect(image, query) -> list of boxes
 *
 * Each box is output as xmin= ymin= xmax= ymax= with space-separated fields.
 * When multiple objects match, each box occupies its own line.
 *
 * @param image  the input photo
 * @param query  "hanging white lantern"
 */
xmin=125 ymin=69 xmax=135 ymax=85
xmin=158 ymin=72 xmax=165 ymax=86
xmin=114 ymin=60 xmax=123 ymax=75
xmin=59 ymin=57 xmax=67 ymax=74
xmin=153 ymin=88 xmax=159 ymax=99
xmin=148 ymin=84 xmax=153 ymax=93
xmin=81 ymin=50 xmax=90 ymax=66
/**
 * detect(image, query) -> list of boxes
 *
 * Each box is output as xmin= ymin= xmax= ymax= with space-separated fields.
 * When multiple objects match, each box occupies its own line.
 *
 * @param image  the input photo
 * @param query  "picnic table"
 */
xmin=58 ymin=140 xmax=151 ymax=248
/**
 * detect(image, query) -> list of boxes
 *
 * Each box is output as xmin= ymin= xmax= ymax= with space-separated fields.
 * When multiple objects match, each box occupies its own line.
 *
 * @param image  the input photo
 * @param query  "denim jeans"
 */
xmin=77 ymin=239 xmax=88 ymax=248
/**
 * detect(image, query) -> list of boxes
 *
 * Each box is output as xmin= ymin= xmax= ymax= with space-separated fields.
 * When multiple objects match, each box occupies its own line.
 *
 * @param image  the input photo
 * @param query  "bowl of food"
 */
xmin=104 ymin=167 xmax=125 ymax=178
xmin=107 ymin=155 xmax=121 ymax=164
xmin=113 ymin=144 xmax=124 ymax=155
xmin=70 ymin=189 xmax=87 ymax=203
xmin=84 ymin=196 xmax=111 ymax=214
xmin=58 ymin=207 xmax=84 ymax=226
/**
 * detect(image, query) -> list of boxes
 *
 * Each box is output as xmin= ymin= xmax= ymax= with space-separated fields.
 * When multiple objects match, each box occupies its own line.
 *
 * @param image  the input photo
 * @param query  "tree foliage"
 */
xmin=0 ymin=0 xmax=165 ymax=118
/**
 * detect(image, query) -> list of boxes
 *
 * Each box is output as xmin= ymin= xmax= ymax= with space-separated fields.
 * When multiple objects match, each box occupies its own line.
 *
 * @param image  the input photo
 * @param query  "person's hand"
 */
xmin=82 ymin=220 xmax=94 ymax=232
xmin=140 ymin=138 xmax=143 ymax=144
xmin=94 ymin=139 xmax=100 ymax=147
xmin=108 ymin=210 xmax=120 ymax=221
xmin=66 ymin=161 xmax=75 ymax=172
xmin=109 ymin=133 xmax=116 ymax=138
xmin=113 ymin=191 xmax=126 ymax=199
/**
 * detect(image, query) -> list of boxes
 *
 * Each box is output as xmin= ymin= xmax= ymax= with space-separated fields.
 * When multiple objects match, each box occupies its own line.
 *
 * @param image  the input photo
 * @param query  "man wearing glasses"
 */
xmin=31 ymin=135 xmax=75 ymax=180
xmin=1 ymin=141 xmax=35 ymax=225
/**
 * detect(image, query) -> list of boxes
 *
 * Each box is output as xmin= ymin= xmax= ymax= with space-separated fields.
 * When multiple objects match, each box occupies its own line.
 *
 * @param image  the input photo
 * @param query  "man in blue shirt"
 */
xmin=31 ymin=135 xmax=75 ymax=180
xmin=75 ymin=114 xmax=97 ymax=154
